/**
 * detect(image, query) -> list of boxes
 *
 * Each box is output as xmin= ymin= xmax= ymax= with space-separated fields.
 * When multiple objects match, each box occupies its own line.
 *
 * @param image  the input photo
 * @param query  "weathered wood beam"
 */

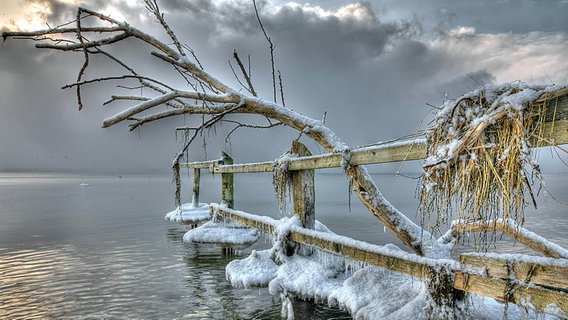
xmin=180 ymin=159 xmax=221 ymax=169
xmin=449 ymin=220 xmax=568 ymax=259
xmin=460 ymin=253 xmax=568 ymax=291
xmin=540 ymin=87 xmax=568 ymax=145
xmin=453 ymin=272 xmax=568 ymax=319
xmin=211 ymin=203 xmax=437 ymax=279
xmin=542 ymin=119 xmax=568 ymax=145
xmin=211 ymin=139 xmax=428 ymax=173
xmin=202 ymin=117 xmax=565 ymax=175
xmin=184 ymin=89 xmax=568 ymax=174
xmin=211 ymin=204 xmax=568 ymax=317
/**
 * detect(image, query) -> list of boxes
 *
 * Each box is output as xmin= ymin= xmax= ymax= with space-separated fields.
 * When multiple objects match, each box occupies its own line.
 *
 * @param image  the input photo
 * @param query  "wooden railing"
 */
xmin=178 ymin=90 xmax=568 ymax=318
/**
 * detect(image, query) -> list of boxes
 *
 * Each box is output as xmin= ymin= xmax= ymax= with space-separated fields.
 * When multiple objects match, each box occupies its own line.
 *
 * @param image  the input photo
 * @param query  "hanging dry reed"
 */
xmin=419 ymin=83 xmax=554 ymax=246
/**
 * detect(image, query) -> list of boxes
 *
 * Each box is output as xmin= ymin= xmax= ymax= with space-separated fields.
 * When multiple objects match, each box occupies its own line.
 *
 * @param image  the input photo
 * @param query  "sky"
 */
xmin=1 ymin=0 xmax=567 ymax=173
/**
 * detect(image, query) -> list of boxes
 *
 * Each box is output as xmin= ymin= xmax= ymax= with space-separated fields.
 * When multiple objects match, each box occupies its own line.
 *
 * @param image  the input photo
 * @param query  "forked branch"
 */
xmin=1 ymin=2 xmax=449 ymax=257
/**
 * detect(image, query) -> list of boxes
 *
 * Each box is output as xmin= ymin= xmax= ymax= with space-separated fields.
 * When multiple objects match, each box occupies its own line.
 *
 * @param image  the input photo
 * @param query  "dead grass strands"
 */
xmin=419 ymin=84 xmax=552 ymax=248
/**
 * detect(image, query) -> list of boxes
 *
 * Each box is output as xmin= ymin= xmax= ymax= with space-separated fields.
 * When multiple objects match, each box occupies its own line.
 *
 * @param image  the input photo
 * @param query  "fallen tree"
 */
xmin=2 ymin=1 xmax=566 ymax=261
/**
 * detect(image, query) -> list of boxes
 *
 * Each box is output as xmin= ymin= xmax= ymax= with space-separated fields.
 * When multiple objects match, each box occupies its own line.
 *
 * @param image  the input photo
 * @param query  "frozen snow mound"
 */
xmin=183 ymin=220 xmax=260 ymax=249
xmin=165 ymin=203 xmax=211 ymax=224
xmin=223 ymin=214 xmax=563 ymax=319
xmin=226 ymin=249 xmax=278 ymax=288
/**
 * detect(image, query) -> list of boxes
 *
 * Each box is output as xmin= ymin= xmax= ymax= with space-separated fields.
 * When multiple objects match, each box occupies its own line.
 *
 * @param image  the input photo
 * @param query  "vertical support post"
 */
xmin=221 ymin=151 xmax=234 ymax=209
xmin=291 ymin=141 xmax=315 ymax=230
xmin=191 ymin=168 xmax=201 ymax=207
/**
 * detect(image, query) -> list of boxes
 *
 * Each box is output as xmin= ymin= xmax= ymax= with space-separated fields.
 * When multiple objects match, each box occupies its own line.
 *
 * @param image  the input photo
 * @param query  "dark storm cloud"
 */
xmin=1 ymin=0 xmax=567 ymax=172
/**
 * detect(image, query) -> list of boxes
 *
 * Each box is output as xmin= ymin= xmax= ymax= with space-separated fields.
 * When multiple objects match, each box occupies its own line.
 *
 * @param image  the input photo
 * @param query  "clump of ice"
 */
xmin=424 ymin=82 xmax=561 ymax=169
xmin=183 ymin=220 xmax=260 ymax=248
xmin=222 ymin=213 xmax=562 ymax=319
xmin=164 ymin=202 xmax=211 ymax=224
xmin=226 ymin=249 xmax=278 ymax=288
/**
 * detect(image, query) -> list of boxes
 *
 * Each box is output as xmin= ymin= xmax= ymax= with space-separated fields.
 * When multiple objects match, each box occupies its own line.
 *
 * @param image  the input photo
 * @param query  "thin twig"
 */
xmin=252 ymin=0 xmax=276 ymax=103
xmin=233 ymin=50 xmax=257 ymax=96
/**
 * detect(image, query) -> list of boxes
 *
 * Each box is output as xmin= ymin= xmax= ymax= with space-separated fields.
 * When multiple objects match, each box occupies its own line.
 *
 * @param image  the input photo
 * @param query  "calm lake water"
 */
xmin=0 ymin=171 xmax=566 ymax=319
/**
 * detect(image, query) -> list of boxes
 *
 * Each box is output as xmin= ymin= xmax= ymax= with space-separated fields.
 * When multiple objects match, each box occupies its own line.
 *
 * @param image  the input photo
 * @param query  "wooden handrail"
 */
xmin=211 ymin=204 xmax=568 ymax=317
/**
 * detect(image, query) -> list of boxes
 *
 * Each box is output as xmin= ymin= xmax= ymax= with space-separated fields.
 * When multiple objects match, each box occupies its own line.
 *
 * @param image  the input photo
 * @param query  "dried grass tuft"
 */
xmin=419 ymin=83 xmax=554 ymax=247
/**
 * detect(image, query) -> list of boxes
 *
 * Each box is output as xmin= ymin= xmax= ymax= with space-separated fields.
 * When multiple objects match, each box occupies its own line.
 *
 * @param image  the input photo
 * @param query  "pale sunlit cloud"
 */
xmin=0 ymin=0 xmax=145 ymax=31
xmin=0 ymin=0 xmax=80 ymax=31
xmin=278 ymin=2 xmax=377 ymax=23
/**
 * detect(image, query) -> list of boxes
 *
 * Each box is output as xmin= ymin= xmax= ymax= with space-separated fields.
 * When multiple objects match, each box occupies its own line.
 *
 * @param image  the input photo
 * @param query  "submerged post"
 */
xmin=192 ymin=168 xmax=200 ymax=207
xmin=291 ymin=141 xmax=315 ymax=230
xmin=221 ymin=151 xmax=234 ymax=209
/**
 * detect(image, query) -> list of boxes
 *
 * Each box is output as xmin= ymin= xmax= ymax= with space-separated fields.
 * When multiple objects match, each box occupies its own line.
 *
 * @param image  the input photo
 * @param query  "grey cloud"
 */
xmin=436 ymin=70 xmax=497 ymax=99
xmin=269 ymin=4 xmax=419 ymax=65
xmin=375 ymin=0 xmax=568 ymax=35
xmin=1 ymin=0 xmax=567 ymax=172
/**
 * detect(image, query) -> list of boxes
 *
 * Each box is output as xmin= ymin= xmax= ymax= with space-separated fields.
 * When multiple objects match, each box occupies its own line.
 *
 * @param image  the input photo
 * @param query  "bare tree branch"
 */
xmin=223 ymin=119 xmax=283 ymax=142
xmin=233 ymin=50 xmax=257 ymax=96
xmin=252 ymin=0 xmax=277 ymax=103
xmin=1 ymin=5 xmax=447 ymax=257
xmin=128 ymin=103 xmax=238 ymax=131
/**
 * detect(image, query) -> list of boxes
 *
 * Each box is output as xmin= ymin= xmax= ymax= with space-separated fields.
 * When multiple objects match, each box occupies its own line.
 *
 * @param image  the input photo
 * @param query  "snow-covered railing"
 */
xmin=180 ymin=87 xmax=568 ymax=173
xmin=180 ymin=138 xmax=428 ymax=173
xmin=212 ymin=204 xmax=568 ymax=317
xmin=174 ymin=89 xmax=568 ymax=318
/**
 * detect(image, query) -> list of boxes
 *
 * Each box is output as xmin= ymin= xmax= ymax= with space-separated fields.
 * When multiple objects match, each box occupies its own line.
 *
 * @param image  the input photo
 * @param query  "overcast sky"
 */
xmin=1 ymin=0 xmax=567 ymax=173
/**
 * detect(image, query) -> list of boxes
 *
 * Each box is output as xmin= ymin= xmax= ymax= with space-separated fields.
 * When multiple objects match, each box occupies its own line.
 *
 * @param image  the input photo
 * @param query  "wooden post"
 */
xmin=291 ymin=141 xmax=315 ymax=230
xmin=191 ymin=168 xmax=200 ymax=207
xmin=221 ymin=151 xmax=234 ymax=209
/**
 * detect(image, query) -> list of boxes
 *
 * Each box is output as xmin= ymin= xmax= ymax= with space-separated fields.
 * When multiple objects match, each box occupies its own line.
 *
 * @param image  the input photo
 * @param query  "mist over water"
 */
xmin=0 ymin=171 xmax=566 ymax=319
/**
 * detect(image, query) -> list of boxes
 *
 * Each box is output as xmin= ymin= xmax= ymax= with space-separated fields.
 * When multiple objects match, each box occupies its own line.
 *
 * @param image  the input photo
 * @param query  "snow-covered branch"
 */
xmin=1 ymin=3 xmax=447 ymax=257
xmin=102 ymin=91 xmax=239 ymax=128
xmin=440 ymin=219 xmax=568 ymax=259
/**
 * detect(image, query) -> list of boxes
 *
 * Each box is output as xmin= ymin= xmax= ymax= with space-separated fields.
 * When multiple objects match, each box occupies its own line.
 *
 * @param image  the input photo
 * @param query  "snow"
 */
xmin=226 ymin=249 xmax=278 ymax=288
xmin=442 ymin=218 xmax=568 ymax=259
xmin=183 ymin=220 xmax=260 ymax=249
xmin=164 ymin=202 xmax=210 ymax=224
xmin=330 ymin=266 xmax=428 ymax=319
xmin=425 ymin=82 xmax=562 ymax=169
xmin=230 ymin=244 xmax=562 ymax=319
xmin=462 ymin=251 xmax=568 ymax=268
xmin=222 ymin=213 xmax=563 ymax=319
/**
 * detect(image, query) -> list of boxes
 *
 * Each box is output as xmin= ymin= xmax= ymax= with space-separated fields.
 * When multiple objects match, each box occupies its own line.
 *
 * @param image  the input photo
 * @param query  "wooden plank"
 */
xmin=211 ymin=205 xmax=276 ymax=234
xmin=212 ymin=205 xmax=434 ymax=280
xmin=538 ymin=87 xmax=568 ymax=145
xmin=454 ymin=272 xmax=568 ymax=318
xmin=287 ymin=231 xmax=432 ymax=280
xmin=450 ymin=221 xmax=568 ymax=259
xmin=213 ymin=205 xmax=568 ymax=317
xmin=208 ymin=119 xmax=565 ymax=174
xmin=539 ymin=87 xmax=568 ymax=122
xmin=189 ymin=88 xmax=568 ymax=173
xmin=212 ymin=161 xmax=274 ymax=173
xmin=460 ymin=254 xmax=568 ymax=291
xmin=180 ymin=159 xmax=221 ymax=169
xmin=213 ymin=139 xmax=428 ymax=173
xmin=542 ymin=119 xmax=568 ymax=145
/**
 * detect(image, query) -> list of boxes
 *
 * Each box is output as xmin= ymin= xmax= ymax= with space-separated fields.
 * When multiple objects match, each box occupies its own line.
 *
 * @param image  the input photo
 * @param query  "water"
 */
xmin=0 ymin=171 xmax=566 ymax=319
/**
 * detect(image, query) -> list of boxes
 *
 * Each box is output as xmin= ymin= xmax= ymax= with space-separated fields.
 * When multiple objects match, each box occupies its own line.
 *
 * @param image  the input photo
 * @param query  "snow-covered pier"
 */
xmin=169 ymin=88 xmax=568 ymax=319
